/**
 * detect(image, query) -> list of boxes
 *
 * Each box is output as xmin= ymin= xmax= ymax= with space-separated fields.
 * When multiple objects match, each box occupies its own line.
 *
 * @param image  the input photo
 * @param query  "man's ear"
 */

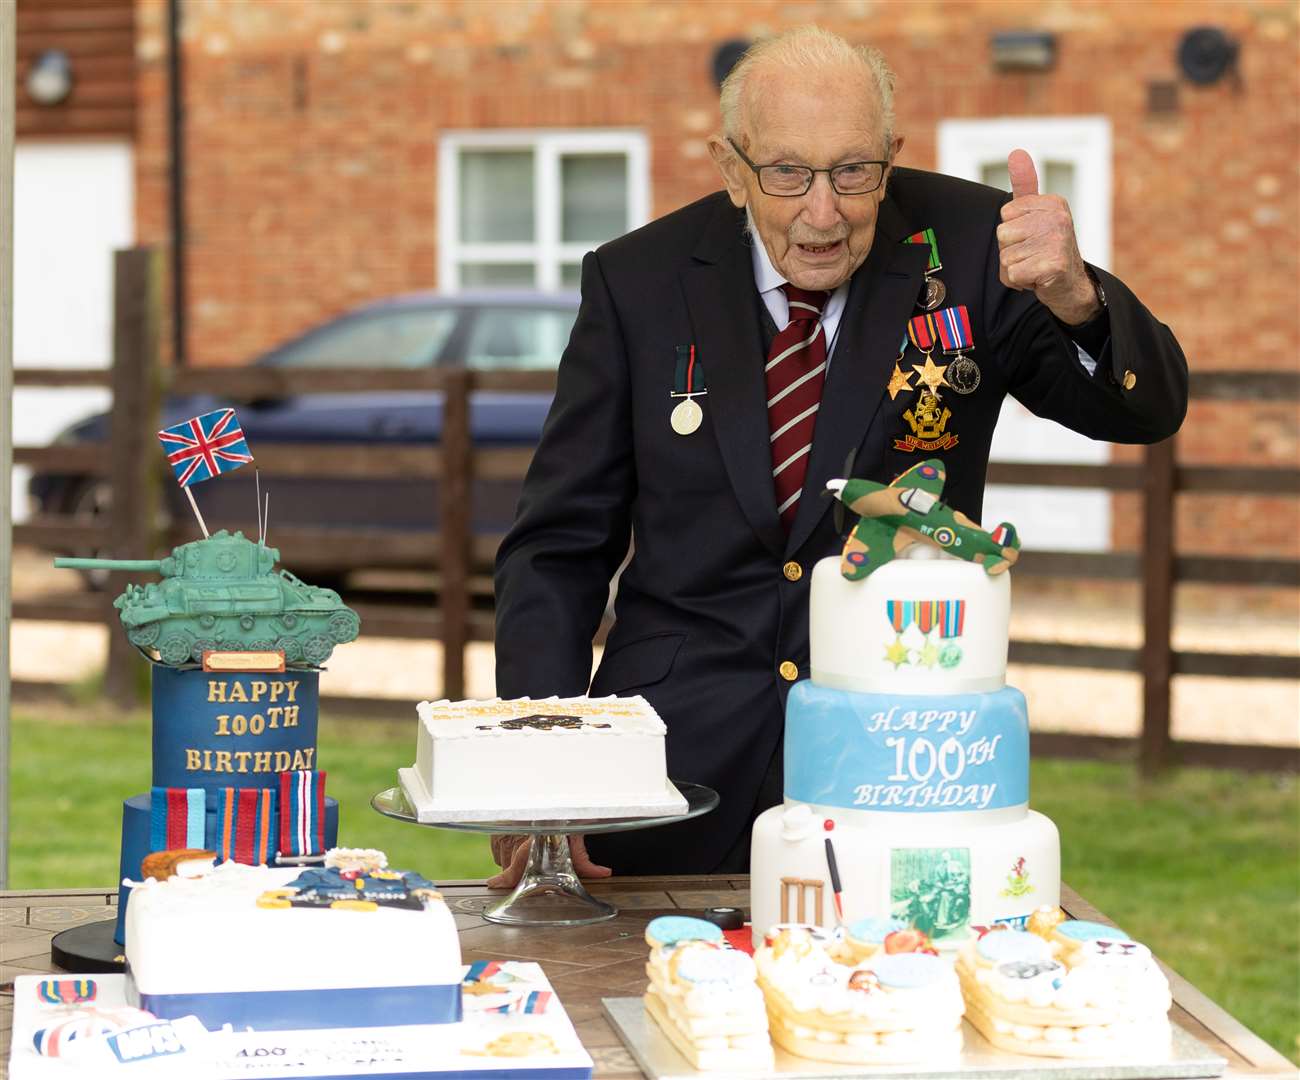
xmin=708 ymin=135 xmax=749 ymax=209
xmin=880 ymin=133 xmax=905 ymax=197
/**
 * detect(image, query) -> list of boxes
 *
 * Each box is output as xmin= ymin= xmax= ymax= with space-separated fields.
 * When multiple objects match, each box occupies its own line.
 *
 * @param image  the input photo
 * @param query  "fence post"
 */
xmin=1140 ymin=436 xmax=1177 ymax=776
xmin=439 ymin=369 xmax=472 ymax=700
xmin=104 ymin=248 xmax=164 ymax=709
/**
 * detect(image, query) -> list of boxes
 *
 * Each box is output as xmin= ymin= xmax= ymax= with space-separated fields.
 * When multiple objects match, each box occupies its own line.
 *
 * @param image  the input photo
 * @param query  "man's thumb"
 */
xmin=1008 ymin=149 xmax=1038 ymax=199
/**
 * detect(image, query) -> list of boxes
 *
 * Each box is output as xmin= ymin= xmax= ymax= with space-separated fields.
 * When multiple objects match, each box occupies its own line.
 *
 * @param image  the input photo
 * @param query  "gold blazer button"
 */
xmin=782 ymin=561 xmax=803 ymax=582
xmin=779 ymin=660 xmax=799 ymax=682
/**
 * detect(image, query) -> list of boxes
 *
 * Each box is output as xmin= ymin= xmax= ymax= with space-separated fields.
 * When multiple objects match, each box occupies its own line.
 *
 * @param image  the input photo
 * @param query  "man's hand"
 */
xmin=486 ymin=834 xmax=612 ymax=890
xmin=997 ymin=149 xmax=1100 ymax=326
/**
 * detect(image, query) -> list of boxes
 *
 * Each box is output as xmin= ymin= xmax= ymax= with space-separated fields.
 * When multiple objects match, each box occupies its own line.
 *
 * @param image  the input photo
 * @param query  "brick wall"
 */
xmin=131 ymin=0 xmax=1299 ymax=554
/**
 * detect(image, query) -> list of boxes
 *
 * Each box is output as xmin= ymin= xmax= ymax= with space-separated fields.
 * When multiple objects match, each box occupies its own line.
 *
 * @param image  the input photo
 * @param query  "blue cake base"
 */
xmin=112 ymin=793 xmax=339 ymax=945
xmin=129 ymin=981 xmax=463 ymax=1031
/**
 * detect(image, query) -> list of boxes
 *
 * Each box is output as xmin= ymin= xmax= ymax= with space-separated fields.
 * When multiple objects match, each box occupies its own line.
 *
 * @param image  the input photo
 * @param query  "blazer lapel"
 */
xmin=682 ymin=201 xmax=786 ymax=557
xmin=786 ymin=198 xmax=932 ymax=554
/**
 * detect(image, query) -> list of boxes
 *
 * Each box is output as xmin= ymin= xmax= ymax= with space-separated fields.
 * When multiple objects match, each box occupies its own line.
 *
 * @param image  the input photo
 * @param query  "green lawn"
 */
xmin=8 ymin=703 xmax=1298 ymax=1063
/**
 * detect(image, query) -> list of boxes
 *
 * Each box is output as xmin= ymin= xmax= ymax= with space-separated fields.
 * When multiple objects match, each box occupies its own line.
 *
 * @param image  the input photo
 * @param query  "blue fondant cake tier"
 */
xmin=151 ymin=666 xmax=319 ymax=792
xmin=113 ymin=793 xmax=339 ymax=945
xmin=784 ymin=680 xmax=1029 ymax=815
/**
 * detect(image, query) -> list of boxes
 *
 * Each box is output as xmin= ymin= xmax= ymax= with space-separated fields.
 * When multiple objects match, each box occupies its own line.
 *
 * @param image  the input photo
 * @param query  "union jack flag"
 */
xmin=157 ymin=408 xmax=254 ymax=487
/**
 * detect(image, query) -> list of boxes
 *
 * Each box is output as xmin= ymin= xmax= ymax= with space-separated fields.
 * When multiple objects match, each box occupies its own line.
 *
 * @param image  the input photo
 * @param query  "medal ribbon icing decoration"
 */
xmin=216 ymin=786 xmax=276 ymax=865
xmin=278 ymin=769 xmax=326 ymax=858
xmin=149 ymin=787 xmax=206 ymax=853
xmin=36 ymin=979 xmax=97 ymax=1005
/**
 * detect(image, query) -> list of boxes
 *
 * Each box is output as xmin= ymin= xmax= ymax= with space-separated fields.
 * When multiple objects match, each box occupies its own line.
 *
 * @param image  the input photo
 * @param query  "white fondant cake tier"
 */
xmin=124 ymin=860 xmax=462 ymax=1031
xmin=811 ymin=552 xmax=1010 ymax=694
xmin=750 ymin=802 xmax=1060 ymax=950
xmin=405 ymin=695 xmax=687 ymax=820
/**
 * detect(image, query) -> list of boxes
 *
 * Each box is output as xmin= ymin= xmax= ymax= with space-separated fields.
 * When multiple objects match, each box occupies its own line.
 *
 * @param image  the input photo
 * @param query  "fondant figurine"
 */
xmin=55 ymin=530 xmax=360 ymax=668
xmin=825 ymin=459 xmax=1020 ymax=580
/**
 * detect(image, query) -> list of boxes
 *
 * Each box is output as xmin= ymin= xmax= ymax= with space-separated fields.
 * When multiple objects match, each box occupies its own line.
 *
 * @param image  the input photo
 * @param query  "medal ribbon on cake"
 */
xmin=36 ymin=979 xmax=96 ymax=1006
xmin=903 ymin=227 xmax=942 ymax=273
xmin=934 ymin=305 xmax=974 ymax=354
xmin=886 ymin=600 xmax=915 ymax=633
xmin=491 ymin=990 xmax=553 ymax=1015
xmin=217 ymin=787 xmax=276 ymax=864
xmin=940 ymin=599 xmax=966 ymax=638
xmin=907 ymin=312 xmax=938 ymax=354
xmin=916 ymin=600 xmax=940 ymax=635
xmin=278 ymin=769 xmax=327 ymax=858
xmin=149 ymin=786 xmax=206 ymax=852
xmin=672 ymin=344 xmax=707 ymax=396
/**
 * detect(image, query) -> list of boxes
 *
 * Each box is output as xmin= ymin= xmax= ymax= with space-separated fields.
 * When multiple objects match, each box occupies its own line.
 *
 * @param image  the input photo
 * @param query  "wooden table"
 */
xmin=1 ymin=879 xmax=1293 ymax=1079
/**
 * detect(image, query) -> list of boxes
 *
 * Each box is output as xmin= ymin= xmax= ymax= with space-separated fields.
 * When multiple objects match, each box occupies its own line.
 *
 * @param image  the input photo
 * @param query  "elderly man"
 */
xmin=490 ymin=27 xmax=1186 ymax=884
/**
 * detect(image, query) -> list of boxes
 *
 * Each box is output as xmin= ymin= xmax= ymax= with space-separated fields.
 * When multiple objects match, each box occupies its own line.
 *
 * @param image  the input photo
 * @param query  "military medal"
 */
xmin=670 ymin=344 xmax=707 ymax=436
xmin=934 ymin=305 xmax=981 ymax=395
xmin=896 ymin=312 xmax=958 ymax=453
xmin=904 ymin=227 xmax=946 ymax=311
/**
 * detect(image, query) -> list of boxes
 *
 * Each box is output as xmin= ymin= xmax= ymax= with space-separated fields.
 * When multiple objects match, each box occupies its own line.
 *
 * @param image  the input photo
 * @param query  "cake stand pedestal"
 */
xmin=370 ymin=781 xmax=718 ymax=927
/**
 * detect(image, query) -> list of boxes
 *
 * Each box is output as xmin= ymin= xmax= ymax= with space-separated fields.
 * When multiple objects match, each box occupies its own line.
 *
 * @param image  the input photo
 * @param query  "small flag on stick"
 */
xmin=157 ymin=408 xmax=254 ymax=537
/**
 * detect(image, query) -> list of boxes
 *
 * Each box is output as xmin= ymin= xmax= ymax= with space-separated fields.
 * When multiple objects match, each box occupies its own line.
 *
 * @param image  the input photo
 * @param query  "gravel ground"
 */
xmin=10 ymin=547 xmax=1298 ymax=747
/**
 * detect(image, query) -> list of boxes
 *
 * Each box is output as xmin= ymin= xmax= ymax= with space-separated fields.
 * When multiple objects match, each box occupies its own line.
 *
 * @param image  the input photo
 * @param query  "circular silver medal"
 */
xmin=671 ymin=397 xmax=703 ymax=435
xmin=919 ymin=275 xmax=946 ymax=311
xmin=946 ymin=354 xmax=981 ymax=394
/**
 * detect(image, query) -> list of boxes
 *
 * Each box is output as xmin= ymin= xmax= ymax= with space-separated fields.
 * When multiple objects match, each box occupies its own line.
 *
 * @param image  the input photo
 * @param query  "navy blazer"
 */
xmin=494 ymin=170 xmax=1187 ymax=874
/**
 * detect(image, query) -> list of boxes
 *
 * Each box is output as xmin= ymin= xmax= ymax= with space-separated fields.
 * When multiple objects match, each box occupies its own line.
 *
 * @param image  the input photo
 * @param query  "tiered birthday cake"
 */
xmin=750 ymin=461 xmax=1060 ymax=949
xmin=56 ymin=531 xmax=360 ymax=946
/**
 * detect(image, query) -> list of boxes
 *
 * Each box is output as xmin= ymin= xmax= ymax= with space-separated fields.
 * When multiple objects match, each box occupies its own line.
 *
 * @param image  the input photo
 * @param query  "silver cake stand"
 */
xmin=371 ymin=781 xmax=718 ymax=927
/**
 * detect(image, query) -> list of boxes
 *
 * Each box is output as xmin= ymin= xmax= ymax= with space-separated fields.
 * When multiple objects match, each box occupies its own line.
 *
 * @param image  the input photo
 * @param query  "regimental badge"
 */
xmin=897 ymin=390 xmax=958 ymax=453
xmin=670 ymin=344 xmax=706 ymax=435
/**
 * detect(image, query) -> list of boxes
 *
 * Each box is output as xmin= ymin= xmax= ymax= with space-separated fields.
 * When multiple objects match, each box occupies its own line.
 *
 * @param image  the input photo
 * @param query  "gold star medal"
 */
xmin=886 ymin=334 xmax=913 ymax=401
xmin=911 ymin=353 xmax=950 ymax=396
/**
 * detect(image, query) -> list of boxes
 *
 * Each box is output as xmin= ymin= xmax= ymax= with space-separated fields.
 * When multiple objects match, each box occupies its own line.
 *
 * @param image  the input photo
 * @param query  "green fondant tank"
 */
xmin=54 ymin=530 xmax=360 ymax=668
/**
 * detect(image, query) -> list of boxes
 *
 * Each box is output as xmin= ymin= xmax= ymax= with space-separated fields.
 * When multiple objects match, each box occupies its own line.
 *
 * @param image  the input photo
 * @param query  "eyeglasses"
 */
xmin=727 ymin=138 xmax=888 ymax=197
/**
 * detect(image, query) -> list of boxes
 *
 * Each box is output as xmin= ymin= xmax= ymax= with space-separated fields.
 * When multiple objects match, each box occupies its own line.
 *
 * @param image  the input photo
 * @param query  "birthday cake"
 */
xmin=55 ymin=531 xmax=359 ymax=947
xmin=400 ymin=695 xmax=687 ymax=820
xmin=123 ymin=849 xmax=462 ymax=1031
xmin=957 ymin=922 xmax=1172 ymax=1058
xmin=750 ymin=460 xmax=1060 ymax=949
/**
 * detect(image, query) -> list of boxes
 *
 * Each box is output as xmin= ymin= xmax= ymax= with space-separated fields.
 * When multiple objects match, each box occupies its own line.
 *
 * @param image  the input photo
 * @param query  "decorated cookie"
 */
xmin=872 ymin=952 xmax=947 ymax=990
xmin=141 ymin=849 xmax=216 ymax=882
xmin=1054 ymin=920 xmax=1130 ymax=944
xmin=976 ymin=929 xmax=1052 ymax=965
xmin=1027 ymin=904 xmax=1067 ymax=938
xmin=35 ymin=978 xmax=97 ymax=1006
xmin=883 ymin=928 xmax=938 ymax=955
xmin=847 ymin=916 xmax=907 ymax=946
xmin=645 ymin=915 xmax=724 ymax=949
xmin=32 ymin=1007 xmax=156 ymax=1059
xmin=324 ymin=847 xmax=387 ymax=873
xmin=1073 ymin=938 xmax=1153 ymax=967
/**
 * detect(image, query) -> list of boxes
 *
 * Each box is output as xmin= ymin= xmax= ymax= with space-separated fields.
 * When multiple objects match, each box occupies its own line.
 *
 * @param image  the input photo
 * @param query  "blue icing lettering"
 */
xmin=847 ymin=916 xmax=907 ymax=944
xmin=1057 ymin=920 xmax=1130 ymax=943
xmin=976 ymin=930 xmax=1051 ymax=964
xmin=646 ymin=915 xmax=722 ymax=947
xmin=872 ymin=952 xmax=945 ymax=989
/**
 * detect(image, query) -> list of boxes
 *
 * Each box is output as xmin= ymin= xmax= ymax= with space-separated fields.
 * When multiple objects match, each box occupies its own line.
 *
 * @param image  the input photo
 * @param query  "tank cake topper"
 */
xmin=825 ymin=458 xmax=1021 ymax=580
xmin=54 ymin=408 xmax=359 ymax=669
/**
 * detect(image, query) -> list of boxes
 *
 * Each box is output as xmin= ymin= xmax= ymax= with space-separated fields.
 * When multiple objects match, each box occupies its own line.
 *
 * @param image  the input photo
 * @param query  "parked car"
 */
xmin=30 ymin=290 xmax=580 ymax=583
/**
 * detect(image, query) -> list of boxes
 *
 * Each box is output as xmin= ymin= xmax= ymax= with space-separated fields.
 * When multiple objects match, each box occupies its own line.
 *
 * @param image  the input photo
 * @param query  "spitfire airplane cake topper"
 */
xmin=825 ymin=459 xmax=1021 ymax=580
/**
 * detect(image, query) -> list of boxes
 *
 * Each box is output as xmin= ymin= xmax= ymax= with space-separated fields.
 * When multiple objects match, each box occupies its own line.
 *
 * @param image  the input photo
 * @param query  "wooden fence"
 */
xmin=12 ymin=249 xmax=1300 ymax=773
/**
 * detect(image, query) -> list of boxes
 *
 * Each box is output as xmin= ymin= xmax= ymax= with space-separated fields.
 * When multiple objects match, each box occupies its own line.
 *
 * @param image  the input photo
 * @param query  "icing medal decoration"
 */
xmin=903 ymin=227 xmax=946 ymax=311
xmin=934 ymin=304 xmax=981 ymax=394
xmin=670 ymin=344 xmax=706 ymax=435
xmin=36 ymin=979 xmax=97 ymax=1005
xmin=883 ymin=598 xmax=967 ymax=671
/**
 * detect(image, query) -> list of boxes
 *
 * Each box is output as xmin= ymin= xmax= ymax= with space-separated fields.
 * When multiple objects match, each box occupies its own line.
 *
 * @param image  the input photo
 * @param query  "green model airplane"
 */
xmin=825 ymin=459 xmax=1021 ymax=580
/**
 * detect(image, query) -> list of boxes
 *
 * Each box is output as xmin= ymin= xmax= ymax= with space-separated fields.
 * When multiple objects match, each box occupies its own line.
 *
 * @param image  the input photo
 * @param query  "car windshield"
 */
xmin=262 ymin=308 xmax=458 ymax=368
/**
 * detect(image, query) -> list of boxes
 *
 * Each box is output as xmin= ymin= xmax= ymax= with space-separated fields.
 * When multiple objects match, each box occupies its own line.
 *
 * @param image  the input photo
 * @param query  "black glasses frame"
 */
xmin=727 ymin=137 xmax=888 ymax=197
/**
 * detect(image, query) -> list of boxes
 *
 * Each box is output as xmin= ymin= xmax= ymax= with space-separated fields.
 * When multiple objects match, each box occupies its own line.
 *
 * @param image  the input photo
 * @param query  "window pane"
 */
xmin=1042 ymin=160 xmax=1076 ymax=203
xmin=459 ymin=150 xmax=534 ymax=243
xmin=463 ymin=307 xmax=578 ymax=371
xmin=561 ymin=153 xmax=627 ymax=243
xmin=264 ymin=309 xmax=458 ymax=368
xmin=980 ymin=161 xmax=1010 ymax=192
xmin=560 ymin=262 xmax=582 ymax=288
xmin=459 ymin=263 xmax=536 ymax=287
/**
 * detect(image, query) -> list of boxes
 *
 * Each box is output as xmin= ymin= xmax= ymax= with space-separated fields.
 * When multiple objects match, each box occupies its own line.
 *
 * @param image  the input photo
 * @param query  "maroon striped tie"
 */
xmin=766 ymin=284 xmax=830 ymax=531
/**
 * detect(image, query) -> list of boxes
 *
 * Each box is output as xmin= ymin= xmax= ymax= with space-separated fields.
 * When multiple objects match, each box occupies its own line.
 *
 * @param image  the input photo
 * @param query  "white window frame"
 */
xmin=937 ymin=116 xmax=1111 ymax=268
xmin=937 ymin=116 xmax=1114 ymax=552
xmin=438 ymin=129 xmax=650 ymax=291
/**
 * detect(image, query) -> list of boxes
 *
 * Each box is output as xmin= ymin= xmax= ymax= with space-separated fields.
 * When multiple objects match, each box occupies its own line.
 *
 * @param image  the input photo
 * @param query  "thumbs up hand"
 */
xmin=997 ymin=149 xmax=1101 ymax=326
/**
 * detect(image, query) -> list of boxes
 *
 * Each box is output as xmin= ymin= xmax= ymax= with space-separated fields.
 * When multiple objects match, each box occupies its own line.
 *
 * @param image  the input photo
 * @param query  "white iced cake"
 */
xmin=124 ymin=850 xmax=462 ymax=1031
xmin=400 ymin=695 xmax=687 ymax=821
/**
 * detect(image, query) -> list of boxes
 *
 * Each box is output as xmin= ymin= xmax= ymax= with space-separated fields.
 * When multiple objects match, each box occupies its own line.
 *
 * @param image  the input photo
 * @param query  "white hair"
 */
xmin=719 ymin=26 xmax=896 ymax=154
